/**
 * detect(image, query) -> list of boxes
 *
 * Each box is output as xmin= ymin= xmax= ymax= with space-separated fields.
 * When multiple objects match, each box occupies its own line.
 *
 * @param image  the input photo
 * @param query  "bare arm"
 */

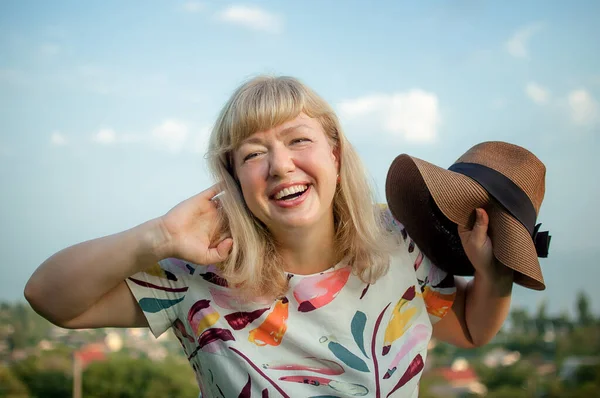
xmin=432 ymin=208 xmax=513 ymax=348
xmin=24 ymin=184 xmax=233 ymax=330
xmin=24 ymin=219 xmax=166 ymax=329
xmin=433 ymin=269 xmax=513 ymax=348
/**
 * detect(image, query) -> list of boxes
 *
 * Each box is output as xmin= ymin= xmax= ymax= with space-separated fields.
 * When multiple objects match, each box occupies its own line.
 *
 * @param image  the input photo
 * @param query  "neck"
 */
xmin=272 ymin=211 xmax=339 ymax=275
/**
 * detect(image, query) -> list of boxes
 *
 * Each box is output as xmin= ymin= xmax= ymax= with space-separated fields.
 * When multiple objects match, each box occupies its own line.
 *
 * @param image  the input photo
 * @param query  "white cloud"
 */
xmin=40 ymin=43 xmax=60 ymax=56
xmin=525 ymin=82 xmax=550 ymax=104
xmin=568 ymin=89 xmax=599 ymax=126
xmin=338 ymin=90 xmax=441 ymax=143
xmin=217 ymin=5 xmax=283 ymax=33
xmin=50 ymin=132 xmax=68 ymax=146
xmin=92 ymin=128 xmax=117 ymax=144
xmin=83 ymin=121 xmax=210 ymax=154
xmin=182 ymin=1 xmax=204 ymax=13
xmin=505 ymin=23 xmax=543 ymax=58
xmin=152 ymin=120 xmax=189 ymax=153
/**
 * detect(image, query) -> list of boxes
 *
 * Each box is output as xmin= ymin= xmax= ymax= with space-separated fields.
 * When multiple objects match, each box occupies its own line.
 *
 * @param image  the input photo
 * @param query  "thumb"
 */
xmin=466 ymin=208 xmax=489 ymax=245
xmin=203 ymin=238 xmax=233 ymax=264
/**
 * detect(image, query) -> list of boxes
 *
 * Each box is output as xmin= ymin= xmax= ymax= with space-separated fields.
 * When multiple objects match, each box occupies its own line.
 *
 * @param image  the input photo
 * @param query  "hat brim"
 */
xmin=385 ymin=154 xmax=545 ymax=291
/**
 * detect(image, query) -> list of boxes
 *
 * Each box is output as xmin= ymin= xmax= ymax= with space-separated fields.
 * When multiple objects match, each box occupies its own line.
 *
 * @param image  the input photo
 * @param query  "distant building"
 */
xmin=482 ymin=348 xmax=521 ymax=368
xmin=431 ymin=358 xmax=487 ymax=397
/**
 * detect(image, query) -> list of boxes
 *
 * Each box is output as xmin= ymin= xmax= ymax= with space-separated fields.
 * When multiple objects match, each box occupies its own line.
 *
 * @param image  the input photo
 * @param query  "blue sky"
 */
xmin=1 ymin=1 xmax=599 ymax=315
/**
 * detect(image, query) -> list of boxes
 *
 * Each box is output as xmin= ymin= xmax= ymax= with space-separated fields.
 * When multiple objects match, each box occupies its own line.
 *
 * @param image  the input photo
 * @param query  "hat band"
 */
xmin=449 ymin=162 xmax=537 ymax=234
xmin=448 ymin=162 xmax=551 ymax=257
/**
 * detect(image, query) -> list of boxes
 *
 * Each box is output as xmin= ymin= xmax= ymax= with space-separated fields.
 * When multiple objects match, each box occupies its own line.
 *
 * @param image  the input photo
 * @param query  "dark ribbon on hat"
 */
xmin=448 ymin=162 xmax=551 ymax=258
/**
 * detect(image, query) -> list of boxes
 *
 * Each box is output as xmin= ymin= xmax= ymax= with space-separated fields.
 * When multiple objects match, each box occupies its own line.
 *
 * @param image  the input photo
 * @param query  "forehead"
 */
xmin=239 ymin=113 xmax=322 ymax=145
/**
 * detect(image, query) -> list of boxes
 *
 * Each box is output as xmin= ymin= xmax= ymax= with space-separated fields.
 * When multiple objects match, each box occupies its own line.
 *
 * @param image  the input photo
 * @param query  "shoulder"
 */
xmin=377 ymin=203 xmax=456 ymax=324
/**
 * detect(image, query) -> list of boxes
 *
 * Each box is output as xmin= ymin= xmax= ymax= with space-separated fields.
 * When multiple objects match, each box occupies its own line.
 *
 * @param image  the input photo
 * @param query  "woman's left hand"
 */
xmin=457 ymin=208 xmax=512 ymax=279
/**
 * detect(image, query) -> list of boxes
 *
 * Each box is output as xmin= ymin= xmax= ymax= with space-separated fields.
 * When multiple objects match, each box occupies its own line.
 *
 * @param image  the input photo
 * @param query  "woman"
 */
xmin=25 ymin=75 xmax=513 ymax=397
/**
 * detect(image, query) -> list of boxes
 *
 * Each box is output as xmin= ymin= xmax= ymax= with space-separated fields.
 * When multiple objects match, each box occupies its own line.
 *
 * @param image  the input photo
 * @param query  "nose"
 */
xmin=269 ymin=145 xmax=295 ymax=178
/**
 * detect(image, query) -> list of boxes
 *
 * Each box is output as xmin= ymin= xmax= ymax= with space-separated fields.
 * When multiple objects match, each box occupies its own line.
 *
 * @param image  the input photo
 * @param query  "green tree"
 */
xmin=485 ymin=386 xmax=530 ymax=398
xmin=576 ymin=291 xmax=593 ymax=327
xmin=81 ymin=354 xmax=197 ymax=398
xmin=477 ymin=361 xmax=535 ymax=393
xmin=1 ymin=301 xmax=53 ymax=350
xmin=536 ymin=300 xmax=548 ymax=337
xmin=10 ymin=351 xmax=73 ymax=398
xmin=0 ymin=365 xmax=30 ymax=398
xmin=510 ymin=308 xmax=531 ymax=335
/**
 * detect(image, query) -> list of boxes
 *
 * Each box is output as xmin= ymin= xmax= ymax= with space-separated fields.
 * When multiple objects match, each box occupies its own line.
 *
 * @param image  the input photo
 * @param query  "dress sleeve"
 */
xmin=125 ymin=257 xmax=194 ymax=338
xmin=380 ymin=204 xmax=457 ymax=324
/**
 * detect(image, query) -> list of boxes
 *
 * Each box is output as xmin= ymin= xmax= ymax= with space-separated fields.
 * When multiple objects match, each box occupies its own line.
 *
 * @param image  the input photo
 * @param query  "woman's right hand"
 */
xmin=157 ymin=184 xmax=233 ymax=266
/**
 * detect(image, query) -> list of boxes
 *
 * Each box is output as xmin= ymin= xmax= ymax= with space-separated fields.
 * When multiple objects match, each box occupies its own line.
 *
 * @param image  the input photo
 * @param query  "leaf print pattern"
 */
xmin=382 ymin=285 xmax=422 ymax=356
xmin=262 ymin=357 xmax=344 ymax=375
xmin=210 ymin=287 xmax=242 ymax=310
xmin=186 ymin=328 xmax=236 ymax=359
xmin=139 ymin=296 xmax=184 ymax=313
xmin=319 ymin=336 xmax=369 ymax=372
xmin=173 ymin=318 xmax=194 ymax=343
xmin=163 ymin=257 xmax=195 ymax=275
xmin=386 ymin=354 xmax=424 ymax=397
xmin=128 ymin=277 xmax=188 ymax=293
xmin=201 ymin=265 xmax=229 ymax=287
xmin=351 ymin=311 xmax=369 ymax=358
xmin=144 ymin=262 xmax=178 ymax=280
xmin=188 ymin=299 xmax=220 ymax=336
xmin=293 ymin=267 xmax=351 ymax=312
xmin=248 ymin=297 xmax=289 ymax=346
xmin=383 ymin=324 xmax=430 ymax=379
xmin=279 ymin=376 xmax=368 ymax=396
xmin=226 ymin=308 xmax=270 ymax=330
xmin=239 ymin=374 xmax=252 ymax=398
xmin=413 ymin=252 xmax=424 ymax=271
xmin=422 ymin=286 xmax=456 ymax=319
xmin=360 ymin=284 xmax=370 ymax=299
xmin=230 ymin=347 xmax=291 ymax=398
xmin=372 ymin=302 xmax=391 ymax=398
xmin=308 ymin=396 xmax=340 ymax=398
xmin=198 ymin=328 xmax=235 ymax=349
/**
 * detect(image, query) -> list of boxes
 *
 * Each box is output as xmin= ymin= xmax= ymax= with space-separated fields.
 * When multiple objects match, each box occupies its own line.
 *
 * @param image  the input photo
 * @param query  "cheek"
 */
xmin=237 ymin=169 xmax=264 ymax=206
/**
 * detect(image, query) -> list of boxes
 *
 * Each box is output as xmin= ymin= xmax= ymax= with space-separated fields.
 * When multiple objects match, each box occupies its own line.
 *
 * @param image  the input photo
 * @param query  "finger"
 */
xmin=200 ymin=183 xmax=225 ymax=201
xmin=204 ymin=238 xmax=233 ymax=264
xmin=469 ymin=208 xmax=489 ymax=245
xmin=457 ymin=208 xmax=487 ymax=231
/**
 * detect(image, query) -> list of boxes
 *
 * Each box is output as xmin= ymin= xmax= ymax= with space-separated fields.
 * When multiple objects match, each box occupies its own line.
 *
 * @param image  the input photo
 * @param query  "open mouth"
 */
xmin=272 ymin=184 xmax=310 ymax=201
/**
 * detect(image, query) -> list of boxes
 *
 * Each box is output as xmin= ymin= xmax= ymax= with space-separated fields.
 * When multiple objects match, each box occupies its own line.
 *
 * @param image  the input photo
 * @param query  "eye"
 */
xmin=291 ymin=137 xmax=311 ymax=145
xmin=243 ymin=152 xmax=261 ymax=162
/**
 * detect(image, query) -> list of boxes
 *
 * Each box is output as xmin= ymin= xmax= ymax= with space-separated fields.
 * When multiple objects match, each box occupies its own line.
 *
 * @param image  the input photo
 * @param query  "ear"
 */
xmin=332 ymin=144 xmax=340 ymax=172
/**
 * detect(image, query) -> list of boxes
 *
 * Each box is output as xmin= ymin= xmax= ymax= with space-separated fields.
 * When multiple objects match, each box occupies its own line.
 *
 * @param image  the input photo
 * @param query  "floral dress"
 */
xmin=125 ymin=206 xmax=457 ymax=397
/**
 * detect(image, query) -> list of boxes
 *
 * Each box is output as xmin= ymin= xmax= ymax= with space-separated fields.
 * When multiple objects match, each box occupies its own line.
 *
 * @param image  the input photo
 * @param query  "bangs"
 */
xmin=220 ymin=77 xmax=329 ymax=152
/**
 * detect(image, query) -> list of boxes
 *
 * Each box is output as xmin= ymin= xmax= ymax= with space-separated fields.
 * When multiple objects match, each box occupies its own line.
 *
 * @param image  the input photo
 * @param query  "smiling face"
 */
xmin=233 ymin=113 xmax=339 ymax=235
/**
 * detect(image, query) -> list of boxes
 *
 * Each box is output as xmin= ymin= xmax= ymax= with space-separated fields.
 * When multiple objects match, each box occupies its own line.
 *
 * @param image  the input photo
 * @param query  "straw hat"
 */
xmin=385 ymin=141 xmax=551 ymax=290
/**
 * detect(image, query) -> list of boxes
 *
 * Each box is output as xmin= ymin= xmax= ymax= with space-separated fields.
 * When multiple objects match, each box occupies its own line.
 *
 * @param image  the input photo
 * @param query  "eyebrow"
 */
xmin=239 ymin=123 xmax=312 ymax=147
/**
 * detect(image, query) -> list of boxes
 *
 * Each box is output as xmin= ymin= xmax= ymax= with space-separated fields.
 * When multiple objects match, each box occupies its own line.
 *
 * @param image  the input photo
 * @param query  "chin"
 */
xmin=279 ymin=215 xmax=319 ymax=229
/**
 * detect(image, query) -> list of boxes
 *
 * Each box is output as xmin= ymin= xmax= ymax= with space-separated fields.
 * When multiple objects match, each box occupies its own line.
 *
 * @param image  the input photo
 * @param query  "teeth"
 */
xmin=274 ymin=185 xmax=308 ymax=200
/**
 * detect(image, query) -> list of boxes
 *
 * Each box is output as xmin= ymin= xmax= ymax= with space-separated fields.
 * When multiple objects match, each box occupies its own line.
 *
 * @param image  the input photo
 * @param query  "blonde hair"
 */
xmin=207 ymin=75 xmax=393 ymax=299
